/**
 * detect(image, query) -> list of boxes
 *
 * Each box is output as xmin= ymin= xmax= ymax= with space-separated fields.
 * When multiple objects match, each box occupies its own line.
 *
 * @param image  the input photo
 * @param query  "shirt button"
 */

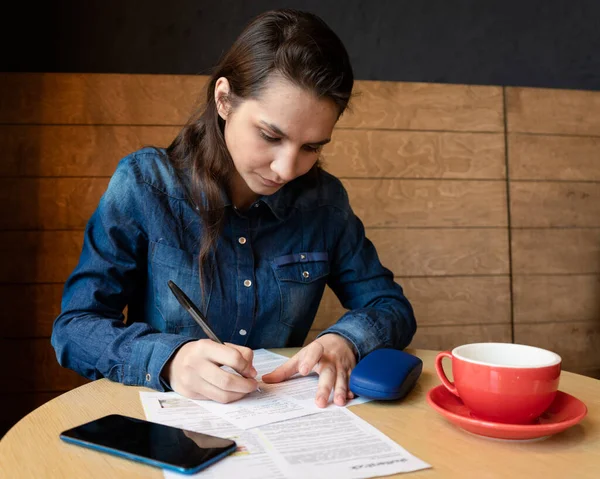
xmin=254 ymin=203 xmax=260 ymax=208
xmin=239 ymin=329 xmax=247 ymax=336
xmin=302 ymin=271 xmax=310 ymax=279
xmin=238 ymin=237 xmax=247 ymax=245
xmin=244 ymin=279 xmax=252 ymax=287
xmin=145 ymin=373 xmax=151 ymax=382
xmin=300 ymin=254 xmax=306 ymax=260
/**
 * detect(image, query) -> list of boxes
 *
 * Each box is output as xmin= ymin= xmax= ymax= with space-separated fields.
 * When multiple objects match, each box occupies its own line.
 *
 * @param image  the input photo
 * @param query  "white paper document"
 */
xmin=140 ymin=391 xmax=431 ymax=479
xmin=195 ymin=348 xmax=369 ymax=429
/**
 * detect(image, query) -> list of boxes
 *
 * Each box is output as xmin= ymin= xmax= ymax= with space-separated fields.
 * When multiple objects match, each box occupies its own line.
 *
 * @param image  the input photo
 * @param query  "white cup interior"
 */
xmin=452 ymin=343 xmax=561 ymax=368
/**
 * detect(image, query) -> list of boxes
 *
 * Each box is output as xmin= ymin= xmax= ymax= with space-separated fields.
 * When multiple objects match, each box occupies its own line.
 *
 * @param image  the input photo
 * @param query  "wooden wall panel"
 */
xmin=345 ymin=179 xmax=507 ymax=227
xmin=0 ymin=73 xmax=207 ymax=125
xmin=1 ymin=284 xmax=64 ymax=338
xmin=304 ymin=324 xmax=512 ymax=350
xmin=370 ymin=229 xmax=509 ymax=276
xmin=513 ymin=275 xmax=600 ymax=324
xmin=1 ymin=126 xmax=506 ymax=180
xmin=511 ymin=229 xmax=600 ymax=275
xmin=0 ymin=229 xmax=507 ymax=285
xmin=326 ymin=131 xmax=505 ymax=179
xmin=337 ymin=82 xmax=504 ymax=131
xmin=1 ymin=125 xmax=179 ymax=177
xmin=0 ymin=339 xmax=90 ymax=392
xmin=0 ymin=178 xmax=109 ymax=230
xmin=514 ymin=322 xmax=600 ymax=374
xmin=2 ymin=74 xmax=502 ymax=131
xmin=410 ymin=324 xmax=512 ymax=350
xmin=507 ymin=85 xmax=600 ymax=381
xmin=508 ymin=133 xmax=600 ymax=181
xmin=313 ymin=276 xmax=511 ymax=330
xmin=0 ymin=231 xmax=83 ymax=283
xmin=510 ymin=181 xmax=600 ymax=228
xmin=506 ymin=87 xmax=600 ymax=135
xmin=0 ymin=177 xmax=507 ymax=231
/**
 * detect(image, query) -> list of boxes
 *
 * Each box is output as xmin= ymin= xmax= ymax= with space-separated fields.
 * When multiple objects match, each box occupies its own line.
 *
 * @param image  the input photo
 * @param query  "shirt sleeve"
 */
xmin=51 ymin=154 xmax=193 ymax=391
xmin=319 ymin=189 xmax=417 ymax=361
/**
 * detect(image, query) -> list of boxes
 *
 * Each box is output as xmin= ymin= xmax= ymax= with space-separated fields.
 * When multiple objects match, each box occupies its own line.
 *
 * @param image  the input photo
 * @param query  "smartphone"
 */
xmin=60 ymin=414 xmax=237 ymax=475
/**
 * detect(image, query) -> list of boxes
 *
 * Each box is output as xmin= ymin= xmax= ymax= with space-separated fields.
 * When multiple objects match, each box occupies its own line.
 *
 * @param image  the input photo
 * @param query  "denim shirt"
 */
xmin=51 ymin=148 xmax=416 ymax=391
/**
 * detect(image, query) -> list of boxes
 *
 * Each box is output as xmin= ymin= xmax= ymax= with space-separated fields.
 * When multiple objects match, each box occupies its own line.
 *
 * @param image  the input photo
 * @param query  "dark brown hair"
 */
xmin=167 ymin=9 xmax=354 ymax=294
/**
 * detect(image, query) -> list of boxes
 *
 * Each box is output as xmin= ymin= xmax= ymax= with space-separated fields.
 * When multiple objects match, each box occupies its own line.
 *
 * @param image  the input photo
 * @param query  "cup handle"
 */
xmin=434 ymin=351 xmax=459 ymax=396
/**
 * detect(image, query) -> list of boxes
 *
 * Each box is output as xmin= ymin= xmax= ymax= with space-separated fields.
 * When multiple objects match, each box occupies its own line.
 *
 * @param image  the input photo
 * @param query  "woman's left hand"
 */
xmin=262 ymin=333 xmax=357 ymax=407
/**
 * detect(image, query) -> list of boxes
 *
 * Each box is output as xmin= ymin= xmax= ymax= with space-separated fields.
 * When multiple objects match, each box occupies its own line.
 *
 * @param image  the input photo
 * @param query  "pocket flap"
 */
xmin=272 ymin=252 xmax=329 ymax=283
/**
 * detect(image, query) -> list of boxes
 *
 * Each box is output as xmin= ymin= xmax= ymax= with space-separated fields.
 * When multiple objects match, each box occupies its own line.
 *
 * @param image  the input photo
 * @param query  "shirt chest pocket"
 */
xmin=271 ymin=252 xmax=329 ymax=328
xmin=149 ymin=241 xmax=207 ymax=335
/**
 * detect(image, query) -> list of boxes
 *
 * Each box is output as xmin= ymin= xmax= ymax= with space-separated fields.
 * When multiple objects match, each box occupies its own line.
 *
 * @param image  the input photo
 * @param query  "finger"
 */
xmin=333 ymin=369 xmax=349 ymax=406
xmin=193 ymin=375 xmax=249 ymax=404
xmin=262 ymin=355 xmax=300 ymax=383
xmin=297 ymin=342 xmax=324 ymax=376
xmin=347 ymin=390 xmax=355 ymax=400
xmin=203 ymin=342 xmax=254 ymax=377
xmin=225 ymin=343 xmax=257 ymax=377
xmin=315 ymin=365 xmax=336 ymax=408
xmin=201 ymin=362 xmax=258 ymax=394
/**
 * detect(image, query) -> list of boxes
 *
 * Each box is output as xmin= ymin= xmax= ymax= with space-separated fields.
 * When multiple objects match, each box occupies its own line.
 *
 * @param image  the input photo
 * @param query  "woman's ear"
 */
xmin=214 ymin=77 xmax=231 ymax=120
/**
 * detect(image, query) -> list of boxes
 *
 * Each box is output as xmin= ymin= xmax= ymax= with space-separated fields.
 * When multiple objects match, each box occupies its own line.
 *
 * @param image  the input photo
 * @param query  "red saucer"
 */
xmin=426 ymin=385 xmax=587 ymax=441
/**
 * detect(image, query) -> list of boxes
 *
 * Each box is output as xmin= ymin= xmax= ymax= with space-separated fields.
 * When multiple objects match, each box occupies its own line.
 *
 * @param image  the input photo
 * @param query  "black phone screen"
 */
xmin=60 ymin=414 xmax=236 ymax=472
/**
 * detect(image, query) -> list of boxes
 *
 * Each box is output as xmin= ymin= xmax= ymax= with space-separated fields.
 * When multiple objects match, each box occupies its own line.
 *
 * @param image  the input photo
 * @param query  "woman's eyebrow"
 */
xmin=259 ymin=120 xmax=331 ymax=145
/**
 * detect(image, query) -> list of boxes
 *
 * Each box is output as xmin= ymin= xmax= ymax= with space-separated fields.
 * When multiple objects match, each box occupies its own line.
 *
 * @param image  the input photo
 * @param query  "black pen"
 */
xmin=167 ymin=280 xmax=261 ymax=392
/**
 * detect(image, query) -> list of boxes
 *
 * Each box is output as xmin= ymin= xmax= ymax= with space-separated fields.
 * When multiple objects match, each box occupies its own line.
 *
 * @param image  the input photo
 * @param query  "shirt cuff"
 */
xmin=125 ymin=333 xmax=195 ymax=391
xmin=317 ymin=311 xmax=389 ymax=362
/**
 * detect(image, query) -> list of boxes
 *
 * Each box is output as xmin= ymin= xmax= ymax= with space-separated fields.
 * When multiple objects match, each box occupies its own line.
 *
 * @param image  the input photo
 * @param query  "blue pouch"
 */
xmin=349 ymin=349 xmax=423 ymax=401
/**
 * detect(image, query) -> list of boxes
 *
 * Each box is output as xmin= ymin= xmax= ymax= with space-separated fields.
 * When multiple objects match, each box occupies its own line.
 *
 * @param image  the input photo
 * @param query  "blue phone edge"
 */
xmin=59 ymin=433 xmax=237 ymax=475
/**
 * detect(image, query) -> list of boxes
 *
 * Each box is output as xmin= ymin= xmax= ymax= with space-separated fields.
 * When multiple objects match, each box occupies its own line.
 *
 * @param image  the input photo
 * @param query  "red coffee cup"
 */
xmin=435 ymin=343 xmax=561 ymax=424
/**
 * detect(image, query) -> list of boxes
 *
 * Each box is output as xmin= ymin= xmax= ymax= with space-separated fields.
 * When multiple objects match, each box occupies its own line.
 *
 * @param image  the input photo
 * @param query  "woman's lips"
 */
xmin=258 ymin=175 xmax=284 ymax=187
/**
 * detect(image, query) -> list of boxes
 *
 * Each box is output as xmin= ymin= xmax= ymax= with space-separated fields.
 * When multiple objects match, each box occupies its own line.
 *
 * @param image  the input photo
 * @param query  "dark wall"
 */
xmin=4 ymin=0 xmax=600 ymax=90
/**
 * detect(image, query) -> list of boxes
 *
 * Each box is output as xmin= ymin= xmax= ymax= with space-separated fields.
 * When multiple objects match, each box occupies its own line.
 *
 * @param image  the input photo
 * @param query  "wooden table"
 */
xmin=1 ymin=349 xmax=598 ymax=478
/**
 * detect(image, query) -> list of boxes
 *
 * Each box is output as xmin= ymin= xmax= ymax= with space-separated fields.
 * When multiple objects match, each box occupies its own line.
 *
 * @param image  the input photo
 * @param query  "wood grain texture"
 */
xmin=0 ymin=125 xmax=179 ymax=177
xmin=305 ymin=324 xmax=511 ymax=349
xmin=3 ymin=352 xmax=600 ymax=479
xmin=0 ymin=177 xmax=507 ymax=230
xmin=0 ymin=178 xmax=109 ymax=230
xmin=369 ymin=228 xmax=509 ymax=276
xmin=324 ymin=131 xmax=505 ymax=179
xmin=409 ymin=324 xmax=511 ymax=350
xmin=0 ymin=231 xmax=84 ymax=283
xmin=0 ymin=339 xmax=89 ymax=392
xmin=511 ymin=229 xmax=600 ymax=274
xmin=0 ymin=73 xmax=206 ymax=125
xmin=514 ymin=321 xmax=600 ymax=373
xmin=312 ymin=276 xmax=511 ymax=330
xmin=0 ymin=228 xmax=509 ymax=283
xmin=508 ymin=133 xmax=600 ymax=181
xmin=0 ymin=284 xmax=64 ymax=338
xmin=513 ymin=275 xmax=600 ymax=324
xmin=344 ymin=179 xmax=507 ymax=227
xmin=510 ymin=181 xmax=600 ymax=228
xmin=1 ymin=74 xmax=503 ymax=131
xmin=337 ymin=81 xmax=503 ymax=131
xmin=506 ymin=86 xmax=600 ymax=135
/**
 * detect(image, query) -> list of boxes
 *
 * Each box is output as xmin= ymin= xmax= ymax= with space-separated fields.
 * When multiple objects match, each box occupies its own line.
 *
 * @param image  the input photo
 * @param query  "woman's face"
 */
xmin=216 ymin=75 xmax=339 ymax=208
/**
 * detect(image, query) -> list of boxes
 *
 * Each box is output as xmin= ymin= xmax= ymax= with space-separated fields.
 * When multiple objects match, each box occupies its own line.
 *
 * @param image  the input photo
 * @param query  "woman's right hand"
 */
xmin=161 ymin=339 xmax=259 ymax=403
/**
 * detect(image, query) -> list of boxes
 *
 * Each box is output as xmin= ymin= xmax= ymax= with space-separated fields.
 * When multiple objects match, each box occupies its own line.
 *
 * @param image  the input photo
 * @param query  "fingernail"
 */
xmin=300 ymin=365 xmax=309 ymax=375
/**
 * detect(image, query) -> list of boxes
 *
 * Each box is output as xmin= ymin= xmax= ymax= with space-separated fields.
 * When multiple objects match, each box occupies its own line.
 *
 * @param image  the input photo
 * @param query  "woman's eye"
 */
xmin=303 ymin=145 xmax=322 ymax=153
xmin=260 ymin=131 xmax=279 ymax=143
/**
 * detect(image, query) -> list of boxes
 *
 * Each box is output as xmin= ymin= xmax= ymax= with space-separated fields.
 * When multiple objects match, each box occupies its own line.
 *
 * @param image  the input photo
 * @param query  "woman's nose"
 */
xmin=270 ymin=149 xmax=298 ymax=182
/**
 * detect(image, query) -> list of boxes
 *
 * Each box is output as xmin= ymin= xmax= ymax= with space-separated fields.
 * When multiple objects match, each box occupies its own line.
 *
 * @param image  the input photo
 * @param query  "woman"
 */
xmin=51 ymin=9 xmax=416 ymax=408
